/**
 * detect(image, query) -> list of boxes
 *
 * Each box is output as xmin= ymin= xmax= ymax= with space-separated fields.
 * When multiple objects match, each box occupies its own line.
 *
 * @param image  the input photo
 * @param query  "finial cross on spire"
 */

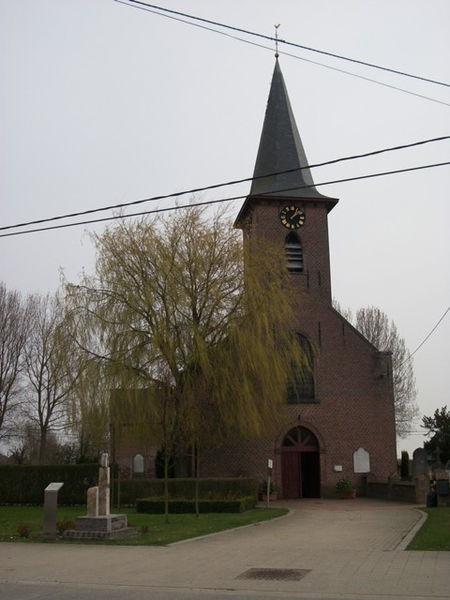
xmin=274 ymin=24 xmax=281 ymax=58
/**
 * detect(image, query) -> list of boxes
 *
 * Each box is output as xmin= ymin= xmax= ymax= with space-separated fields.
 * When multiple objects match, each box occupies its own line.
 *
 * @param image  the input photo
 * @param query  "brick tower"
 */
xmin=203 ymin=59 xmax=398 ymax=497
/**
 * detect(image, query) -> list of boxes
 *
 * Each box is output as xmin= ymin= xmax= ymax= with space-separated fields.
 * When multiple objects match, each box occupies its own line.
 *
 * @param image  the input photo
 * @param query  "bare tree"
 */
xmin=23 ymin=292 xmax=80 ymax=463
xmin=334 ymin=302 xmax=419 ymax=438
xmin=0 ymin=283 xmax=30 ymax=441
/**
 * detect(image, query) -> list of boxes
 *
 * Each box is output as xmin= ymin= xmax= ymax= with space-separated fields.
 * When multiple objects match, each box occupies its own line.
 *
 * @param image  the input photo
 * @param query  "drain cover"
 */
xmin=237 ymin=568 xmax=311 ymax=581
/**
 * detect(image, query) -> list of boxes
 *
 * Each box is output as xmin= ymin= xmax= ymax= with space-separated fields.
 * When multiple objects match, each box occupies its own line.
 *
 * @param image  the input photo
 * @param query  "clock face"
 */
xmin=280 ymin=206 xmax=305 ymax=229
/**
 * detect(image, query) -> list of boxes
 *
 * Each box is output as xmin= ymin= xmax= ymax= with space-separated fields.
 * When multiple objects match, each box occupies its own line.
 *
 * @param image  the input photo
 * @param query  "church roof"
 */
xmin=235 ymin=60 xmax=338 ymax=226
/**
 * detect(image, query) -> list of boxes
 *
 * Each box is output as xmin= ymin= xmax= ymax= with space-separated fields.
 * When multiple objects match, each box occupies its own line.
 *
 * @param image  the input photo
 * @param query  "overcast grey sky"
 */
xmin=1 ymin=0 xmax=449 ymax=456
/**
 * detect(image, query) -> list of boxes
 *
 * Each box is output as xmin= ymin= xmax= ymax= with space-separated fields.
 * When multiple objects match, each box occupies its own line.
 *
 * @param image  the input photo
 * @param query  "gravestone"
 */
xmin=435 ymin=471 xmax=450 ymax=507
xmin=412 ymin=448 xmax=429 ymax=477
xmin=353 ymin=447 xmax=370 ymax=473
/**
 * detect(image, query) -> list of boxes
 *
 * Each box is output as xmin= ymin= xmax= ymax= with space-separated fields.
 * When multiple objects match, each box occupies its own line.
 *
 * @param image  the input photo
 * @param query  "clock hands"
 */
xmin=280 ymin=206 xmax=305 ymax=229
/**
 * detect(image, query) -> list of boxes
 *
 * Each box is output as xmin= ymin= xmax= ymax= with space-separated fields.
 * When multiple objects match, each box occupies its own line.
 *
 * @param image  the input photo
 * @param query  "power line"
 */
xmin=114 ymin=1 xmax=450 ymax=107
xmin=401 ymin=306 xmax=450 ymax=366
xmin=1 ymin=160 xmax=449 ymax=238
xmin=278 ymin=49 xmax=450 ymax=108
xmin=116 ymin=0 xmax=450 ymax=89
xmin=1 ymin=135 xmax=449 ymax=234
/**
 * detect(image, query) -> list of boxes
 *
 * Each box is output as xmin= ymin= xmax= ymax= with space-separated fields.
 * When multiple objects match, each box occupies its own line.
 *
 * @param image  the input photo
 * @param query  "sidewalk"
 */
xmin=1 ymin=498 xmax=449 ymax=599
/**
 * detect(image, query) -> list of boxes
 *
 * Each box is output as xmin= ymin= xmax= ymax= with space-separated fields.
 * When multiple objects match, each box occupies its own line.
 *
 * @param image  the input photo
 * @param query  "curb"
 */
xmin=394 ymin=508 xmax=428 ymax=551
xmin=168 ymin=507 xmax=294 ymax=546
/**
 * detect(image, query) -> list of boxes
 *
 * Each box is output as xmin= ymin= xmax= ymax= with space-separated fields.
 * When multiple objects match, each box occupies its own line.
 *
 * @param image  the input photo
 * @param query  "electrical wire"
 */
xmin=400 ymin=306 xmax=450 ymax=367
xmin=115 ymin=0 xmax=450 ymax=89
xmin=114 ymin=0 xmax=450 ymax=107
xmin=1 ymin=135 xmax=449 ymax=234
xmin=1 ymin=160 xmax=449 ymax=238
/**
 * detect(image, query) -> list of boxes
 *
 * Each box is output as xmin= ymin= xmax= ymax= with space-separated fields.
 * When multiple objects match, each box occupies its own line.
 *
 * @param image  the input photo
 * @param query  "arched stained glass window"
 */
xmin=287 ymin=334 xmax=315 ymax=403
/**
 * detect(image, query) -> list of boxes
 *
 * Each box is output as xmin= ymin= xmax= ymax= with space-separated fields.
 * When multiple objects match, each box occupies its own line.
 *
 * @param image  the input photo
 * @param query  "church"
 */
xmin=114 ymin=59 xmax=397 ymax=498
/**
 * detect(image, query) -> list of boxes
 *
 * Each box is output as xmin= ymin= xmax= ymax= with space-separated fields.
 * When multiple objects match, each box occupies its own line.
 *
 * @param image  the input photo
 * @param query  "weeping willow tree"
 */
xmin=64 ymin=357 xmax=111 ymax=463
xmin=65 ymin=205 xmax=306 ymax=519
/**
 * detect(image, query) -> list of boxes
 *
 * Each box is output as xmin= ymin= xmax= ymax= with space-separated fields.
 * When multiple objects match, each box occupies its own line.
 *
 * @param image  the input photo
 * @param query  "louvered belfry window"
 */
xmin=285 ymin=233 xmax=303 ymax=272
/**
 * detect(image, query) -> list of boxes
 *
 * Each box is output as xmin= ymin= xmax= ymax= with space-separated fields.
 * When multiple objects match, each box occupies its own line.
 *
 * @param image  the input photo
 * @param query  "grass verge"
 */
xmin=0 ymin=505 xmax=288 ymax=546
xmin=407 ymin=507 xmax=450 ymax=551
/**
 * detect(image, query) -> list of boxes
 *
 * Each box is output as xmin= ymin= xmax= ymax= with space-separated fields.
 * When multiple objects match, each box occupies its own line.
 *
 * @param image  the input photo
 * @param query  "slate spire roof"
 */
xmin=251 ymin=59 xmax=329 ymax=198
xmin=235 ymin=59 xmax=337 ymax=227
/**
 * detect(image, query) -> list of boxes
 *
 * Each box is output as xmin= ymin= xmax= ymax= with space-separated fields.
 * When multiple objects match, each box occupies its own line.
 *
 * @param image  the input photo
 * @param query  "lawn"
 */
xmin=0 ymin=505 xmax=288 ymax=546
xmin=407 ymin=507 xmax=450 ymax=551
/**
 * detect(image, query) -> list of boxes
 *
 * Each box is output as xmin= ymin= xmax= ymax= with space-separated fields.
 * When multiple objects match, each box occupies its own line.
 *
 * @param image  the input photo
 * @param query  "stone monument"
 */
xmin=64 ymin=453 xmax=137 ymax=540
xmin=412 ymin=447 xmax=429 ymax=478
xmin=43 ymin=482 xmax=64 ymax=536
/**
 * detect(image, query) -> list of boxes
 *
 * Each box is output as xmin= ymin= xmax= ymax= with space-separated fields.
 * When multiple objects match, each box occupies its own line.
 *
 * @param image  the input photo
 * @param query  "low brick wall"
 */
xmin=391 ymin=482 xmax=417 ymax=503
xmin=365 ymin=475 xmax=428 ymax=504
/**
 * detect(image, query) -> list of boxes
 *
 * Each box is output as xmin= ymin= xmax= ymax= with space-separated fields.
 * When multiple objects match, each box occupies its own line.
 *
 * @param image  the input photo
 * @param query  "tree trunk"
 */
xmin=194 ymin=444 xmax=200 ymax=518
xmin=163 ymin=447 xmax=170 ymax=524
xmin=38 ymin=429 xmax=47 ymax=464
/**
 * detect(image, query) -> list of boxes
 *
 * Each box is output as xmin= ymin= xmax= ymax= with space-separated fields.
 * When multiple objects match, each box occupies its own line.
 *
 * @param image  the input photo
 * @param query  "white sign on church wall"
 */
xmin=353 ymin=447 xmax=370 ymax=473
xmin=133 ymin=453 xmax=144 ymax=474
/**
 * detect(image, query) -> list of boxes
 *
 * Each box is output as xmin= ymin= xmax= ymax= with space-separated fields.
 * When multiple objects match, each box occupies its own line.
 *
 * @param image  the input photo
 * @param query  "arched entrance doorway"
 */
xmin=281 ymin=426 xmax=321 ymax=499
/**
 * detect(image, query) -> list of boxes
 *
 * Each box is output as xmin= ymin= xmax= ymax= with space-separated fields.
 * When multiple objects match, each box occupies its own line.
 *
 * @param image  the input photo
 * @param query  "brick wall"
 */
xmin=200 ymin=199 xmax=397 ymax=496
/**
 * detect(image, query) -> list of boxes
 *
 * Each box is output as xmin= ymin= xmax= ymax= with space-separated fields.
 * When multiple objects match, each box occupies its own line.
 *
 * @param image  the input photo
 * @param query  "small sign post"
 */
xmin=267 ymin=459 xmax=273 ymax=508
xmin=43 ymin=482 xmax=64 ymax=536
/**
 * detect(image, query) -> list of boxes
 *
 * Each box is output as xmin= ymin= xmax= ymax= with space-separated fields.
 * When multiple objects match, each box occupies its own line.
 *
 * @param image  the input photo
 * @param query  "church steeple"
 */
xmin=250 ymin=59 xmax=330 ymax=200
xmin=235 ymin=60 xmax=337 ymax=227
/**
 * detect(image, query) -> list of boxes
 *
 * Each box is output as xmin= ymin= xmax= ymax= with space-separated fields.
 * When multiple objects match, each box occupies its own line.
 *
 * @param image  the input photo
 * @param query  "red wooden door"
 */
xmin=281 ymin=451 xmax=300 ymax=499
xmin=281 ymin=426 xmax=320 ymax=499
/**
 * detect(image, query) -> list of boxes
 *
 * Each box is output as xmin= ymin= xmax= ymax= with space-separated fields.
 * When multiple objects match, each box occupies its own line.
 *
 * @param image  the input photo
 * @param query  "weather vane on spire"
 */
xmin=274 ymin=24 xmax=281 ymax=58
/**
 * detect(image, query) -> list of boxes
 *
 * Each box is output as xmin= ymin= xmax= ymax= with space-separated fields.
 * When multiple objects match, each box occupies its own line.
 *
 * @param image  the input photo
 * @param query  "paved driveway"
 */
xmin=1 ymin=498 xmax=449 ymax=600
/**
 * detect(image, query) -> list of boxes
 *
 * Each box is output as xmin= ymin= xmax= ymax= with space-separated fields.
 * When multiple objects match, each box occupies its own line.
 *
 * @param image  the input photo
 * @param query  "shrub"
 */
xmin=400 ymin=451 xmax=410 ymax=479
xmin=0 ymin=464 xmax=99 ymax=505
xmin=113 ymin=477 xmax=258 ymax=506
xmin=56 ymin=519 xmax=75 ymax=534
xmin=17 ymin=523 xmax=31 ymax=538
xmin=136 ymin=496 xmax=257 ymax=514
xmin=335 ymin=478 xmax=354 ymax=492
xmin=259 ymin=480 xmax=276 ymax=493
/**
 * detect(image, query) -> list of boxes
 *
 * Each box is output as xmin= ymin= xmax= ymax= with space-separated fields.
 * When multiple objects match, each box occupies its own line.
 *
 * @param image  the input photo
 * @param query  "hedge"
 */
xmin=0 ymin=468 xmax=259 ymax=508
xmin=112 ymin=477 xmax=259 ymax=506
xmin=0 ymin=464 xmax=99 ymax=505
xmin=136 ymin=496 xmax=257 ymax=514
